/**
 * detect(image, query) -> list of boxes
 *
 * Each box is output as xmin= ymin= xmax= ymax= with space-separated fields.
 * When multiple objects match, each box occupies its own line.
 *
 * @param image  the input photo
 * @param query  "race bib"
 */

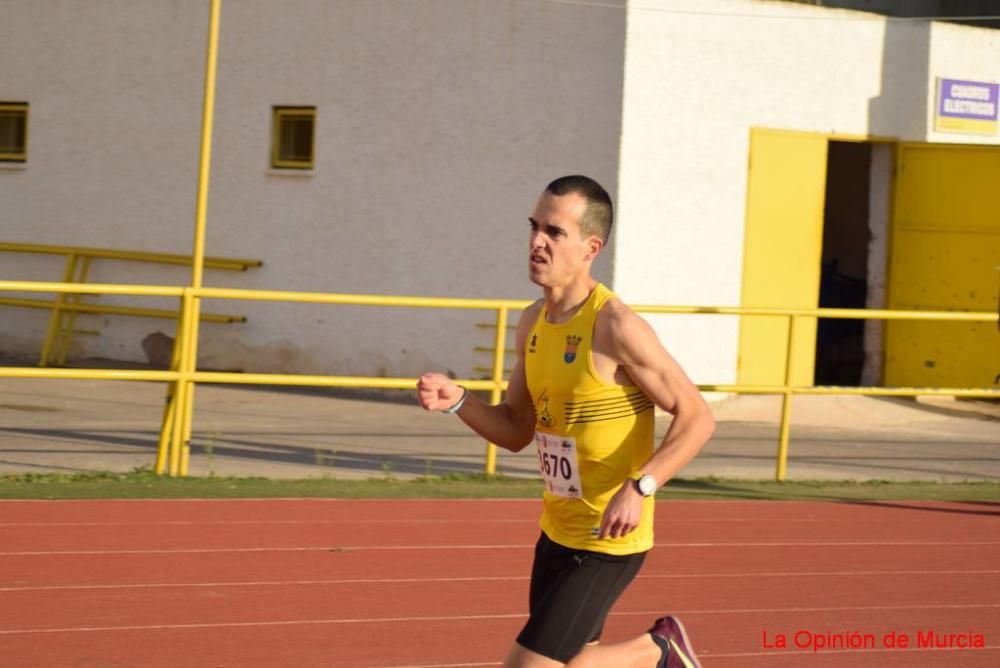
xmin=535 ymin=432 xmax=582 ymax=498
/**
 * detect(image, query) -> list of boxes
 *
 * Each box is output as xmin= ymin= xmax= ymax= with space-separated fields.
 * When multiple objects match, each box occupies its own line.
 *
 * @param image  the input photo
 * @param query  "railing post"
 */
xmin=484 ymin=305 xmax=508 ymax=476
xmin=775 ymin=313 xmax=798 ymax=481
xmin=155 ymin=293 xmax=187 ymax=475
xmin=168 ymin=289 xmax=196 ymax=476
xmin=178 ymin=291 xmax=202 ymax=476
xmin=39 ymin=253 xmax=78 ymax=366
xmin=55 ymin=256 xmax=93 ymax=366
xmin=158 ymin=0 xmax=220 ymax=476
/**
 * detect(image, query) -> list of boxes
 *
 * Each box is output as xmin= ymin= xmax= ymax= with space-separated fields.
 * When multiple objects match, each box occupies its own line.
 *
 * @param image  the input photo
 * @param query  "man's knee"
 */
xmin=503 ymin=642 xmax=566 ymax=668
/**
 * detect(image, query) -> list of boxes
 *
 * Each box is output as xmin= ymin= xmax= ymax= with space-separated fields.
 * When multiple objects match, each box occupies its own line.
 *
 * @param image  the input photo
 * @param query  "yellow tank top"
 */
xmin=525 ymin=283 xmax=655 ymax=555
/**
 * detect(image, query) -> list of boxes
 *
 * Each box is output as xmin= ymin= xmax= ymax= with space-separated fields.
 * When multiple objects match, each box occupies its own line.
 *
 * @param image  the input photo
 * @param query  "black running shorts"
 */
xmin=515 ymin=532 xmax=647 ymax=663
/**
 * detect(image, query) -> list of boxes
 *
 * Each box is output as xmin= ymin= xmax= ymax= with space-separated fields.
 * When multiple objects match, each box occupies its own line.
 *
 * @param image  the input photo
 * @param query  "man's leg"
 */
xmin=504 ymin=633 xmax=669 ymax=668
xmin=515 ymin=535 xmax=646 ymax=663
xmin=503 ymin=642 xmax=565 ymax=668
xmin=507 ymin=618 xmax=700 ymax=668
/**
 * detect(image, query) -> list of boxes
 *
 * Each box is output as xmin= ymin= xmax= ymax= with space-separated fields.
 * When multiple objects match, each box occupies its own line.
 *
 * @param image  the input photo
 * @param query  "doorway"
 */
xmin=738 ymin=129 xmax=892 ymax=389
xmin=814 ymin=141 xmax=872 ymax=386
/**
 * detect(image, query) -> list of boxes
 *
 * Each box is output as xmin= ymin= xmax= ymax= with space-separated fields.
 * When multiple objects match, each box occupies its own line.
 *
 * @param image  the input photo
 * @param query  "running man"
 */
xmin=417 ymin=175 xmax=715 ymax=667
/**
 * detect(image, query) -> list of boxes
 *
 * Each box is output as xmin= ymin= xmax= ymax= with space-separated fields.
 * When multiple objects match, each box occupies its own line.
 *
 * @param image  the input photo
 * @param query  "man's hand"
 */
xmin=597 ymin=480 xmax=644 ymax=539
xmin=417 ymin=372 xmax=465 ymax=412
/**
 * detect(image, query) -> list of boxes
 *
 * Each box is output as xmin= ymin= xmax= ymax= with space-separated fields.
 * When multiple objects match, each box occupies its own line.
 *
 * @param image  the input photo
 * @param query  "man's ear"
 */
xmin=584 ymin=236 xmax=604 ymax=261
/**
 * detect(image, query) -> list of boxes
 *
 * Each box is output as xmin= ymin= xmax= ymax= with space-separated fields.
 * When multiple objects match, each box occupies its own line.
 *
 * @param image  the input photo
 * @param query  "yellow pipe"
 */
xmin=169 ymin=377 xmax=188 ymax=477
xmin=195 ymin=286 xmax=533 ymax=311
xmin=0 ymin=280 xmax=184 ymax=297
xmin=181 ymin=437 xmax=191 ymax=477
xmin=484 ymin=306 xmax=508 ymax=476
xmin=156 ymin=295 xmax=188 ymax=475
xmin=155 ymin=388 xmax=177 ymax=475
xmin=170 ymin=0 xmax=222 ymax=477
xmin=39 ymin=254 xmax=78 ymax=367
xmin=179 ymin=295 xmax=202 ymax=476
xmin=191 ymin=0 xmax=221 ymax=292
xmin=0 ymin=241 xmax=260 ymax=270
xmin=168 ymin=294 xmax=195 ymax=476
xmin=2 ymin=363 xmax=993 ymax=399
xmin=775 ymin=314 xmax=799 ymax=482
xmin=1 ymin=365 xmax=994 ymax=400
xmin=0 ymin=296 xmax=245 ymax=322
xmin=0 ymin=367 xmax=180 ymax=381
xmin=629 ymin=304 xmax=996 ymax=322
xmin=55 ymin=256 xmax=92 ymax=366
xmin=793 ymin=386 xmax=1000 ymax=397
xmin=188 ymin=371 xmax=500 ymax=391
xmin=4 ymin=280 xmax=994 ymax=324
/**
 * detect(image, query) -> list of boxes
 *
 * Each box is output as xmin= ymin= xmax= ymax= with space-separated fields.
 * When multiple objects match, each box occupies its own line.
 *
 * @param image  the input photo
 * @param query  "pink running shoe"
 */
xmin=648 ymin=615 xmax=702 ymax=668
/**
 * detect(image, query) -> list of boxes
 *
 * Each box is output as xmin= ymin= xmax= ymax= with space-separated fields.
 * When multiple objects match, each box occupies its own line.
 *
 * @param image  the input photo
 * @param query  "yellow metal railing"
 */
xmin=0 ymin=241 xmax=260 ymax=366
xmin=0 ymin=278 xmax=997 ymax=480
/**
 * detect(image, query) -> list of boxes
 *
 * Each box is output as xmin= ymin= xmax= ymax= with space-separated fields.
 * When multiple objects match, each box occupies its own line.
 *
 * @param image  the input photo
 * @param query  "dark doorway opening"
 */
xmin=815 ymin=141 xmax=872 ymax=386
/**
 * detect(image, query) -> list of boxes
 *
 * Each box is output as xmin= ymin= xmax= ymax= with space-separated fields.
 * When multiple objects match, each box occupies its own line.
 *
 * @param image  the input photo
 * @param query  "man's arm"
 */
xmin=597 ymin=302 xmax=715 ymax=538
xmin=416 ymin=302 xmax=540 ymax=453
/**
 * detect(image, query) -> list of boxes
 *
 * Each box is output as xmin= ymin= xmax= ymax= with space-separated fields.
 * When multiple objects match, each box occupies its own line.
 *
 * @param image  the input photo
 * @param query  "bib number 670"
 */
xmin=538 ymin=451 xmax=572 ymax=480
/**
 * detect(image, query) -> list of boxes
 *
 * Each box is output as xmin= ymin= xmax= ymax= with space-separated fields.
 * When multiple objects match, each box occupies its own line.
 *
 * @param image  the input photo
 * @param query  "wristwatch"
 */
xmin=633 ymin=474 xmax=658 ymax=497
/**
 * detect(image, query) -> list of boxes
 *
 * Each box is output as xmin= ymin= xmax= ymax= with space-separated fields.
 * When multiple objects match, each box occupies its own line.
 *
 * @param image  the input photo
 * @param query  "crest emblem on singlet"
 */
xmin=564 ymin=335 xmax=582 ymax=364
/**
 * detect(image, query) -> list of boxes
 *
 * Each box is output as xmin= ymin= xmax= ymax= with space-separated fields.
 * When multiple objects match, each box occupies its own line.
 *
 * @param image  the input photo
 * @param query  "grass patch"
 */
xmin=0 ymin=469 xmax=998 ymax=501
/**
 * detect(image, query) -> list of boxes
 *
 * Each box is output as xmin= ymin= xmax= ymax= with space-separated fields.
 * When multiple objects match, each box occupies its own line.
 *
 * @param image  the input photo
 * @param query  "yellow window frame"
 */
xmin=271 ymin=106 xmax=316 ymax=169
xmin=0 ymin=102 xmax=29 ymax=163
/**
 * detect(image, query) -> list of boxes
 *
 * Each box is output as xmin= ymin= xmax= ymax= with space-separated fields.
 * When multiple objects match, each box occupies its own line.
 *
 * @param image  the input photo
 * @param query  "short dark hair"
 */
xmin=545 ymin=175 xmax=613 ymax=244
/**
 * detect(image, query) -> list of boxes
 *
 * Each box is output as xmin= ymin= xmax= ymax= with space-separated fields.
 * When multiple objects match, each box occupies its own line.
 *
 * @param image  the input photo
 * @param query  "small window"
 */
xmin=0 ymin=102 xmax=29 ymax=163
xmin=271 ymin=106 xmax=316 ymax=169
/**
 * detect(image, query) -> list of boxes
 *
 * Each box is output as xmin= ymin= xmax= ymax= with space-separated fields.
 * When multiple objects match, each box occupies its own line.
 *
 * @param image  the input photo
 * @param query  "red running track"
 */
xmin=1 ymin=498 xmax=998 ymax=667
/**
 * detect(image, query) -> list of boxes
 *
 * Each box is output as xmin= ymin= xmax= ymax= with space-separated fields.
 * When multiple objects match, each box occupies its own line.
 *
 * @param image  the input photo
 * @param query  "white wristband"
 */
xmin=441 ymin=386 xmax=469 ymax=414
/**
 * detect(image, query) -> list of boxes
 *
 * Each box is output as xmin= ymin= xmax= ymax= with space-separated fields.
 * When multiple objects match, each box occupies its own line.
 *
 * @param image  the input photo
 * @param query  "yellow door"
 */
xmin=738 ymin=129 xmax=828 ymax=386
xmin=886 ymin=143 xmax=1000 ymax=388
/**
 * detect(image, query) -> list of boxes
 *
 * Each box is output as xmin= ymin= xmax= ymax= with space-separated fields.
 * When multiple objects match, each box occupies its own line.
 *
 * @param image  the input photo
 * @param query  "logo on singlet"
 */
xmin=528 ymin=333 xmax=537 ymax=354
xmin=536 ymin=391 xmax=555 ymax=427
xmin=564 ymin=335 xmax=582 ymax=364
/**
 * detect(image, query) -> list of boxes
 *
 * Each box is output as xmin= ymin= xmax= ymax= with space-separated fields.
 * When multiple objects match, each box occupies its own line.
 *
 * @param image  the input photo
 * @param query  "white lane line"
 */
xmin=5 ymin=516 xmax=989 ymax=527
xmin=377 ymin=664 xmax=499 ymax=668
xmin=0 ymin=519 xmax=531 ymax=527
xmin=374 ymin=643 xmax=1000 ymax=668
xmin=2 ymin=540 xmax=999 ymax=556
xmin=1 ymin=604 xmax=998 ymax=636
xmin=0 ymin=544 xmax=527 ymax=556
xmin=0 ymin=498 xmax=540 ymax=504
xmin=4 ymin=570 xmax=999 ymax=593
xmin=377 ymin=663 xmax=499 ymax=668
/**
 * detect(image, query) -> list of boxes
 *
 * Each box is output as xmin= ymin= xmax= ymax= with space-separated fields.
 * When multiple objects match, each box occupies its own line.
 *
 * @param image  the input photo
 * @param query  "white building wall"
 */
xmin=1 ymin=0 xmax=626 ymax=378
xmin=2 ymin=0 xmax=998 ymax=386
xmin=614 ymin=0 xmax=1000 ymax=387
xmin=0 ymin=0 xmax=209 ymax=360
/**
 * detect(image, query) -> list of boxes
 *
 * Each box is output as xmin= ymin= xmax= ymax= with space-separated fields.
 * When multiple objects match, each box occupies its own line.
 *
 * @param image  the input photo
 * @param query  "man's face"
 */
xmin=528 ymin=191 xmax=601 ymax=288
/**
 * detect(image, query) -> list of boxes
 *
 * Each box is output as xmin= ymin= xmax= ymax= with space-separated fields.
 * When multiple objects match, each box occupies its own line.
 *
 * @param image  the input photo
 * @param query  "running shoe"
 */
xmin=648 ymin=615 xmax=702 ymax=668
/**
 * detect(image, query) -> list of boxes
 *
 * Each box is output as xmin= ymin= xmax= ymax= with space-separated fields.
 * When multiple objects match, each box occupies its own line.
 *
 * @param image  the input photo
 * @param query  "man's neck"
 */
xmin=543 ymin=278 xmax=598 ymax=324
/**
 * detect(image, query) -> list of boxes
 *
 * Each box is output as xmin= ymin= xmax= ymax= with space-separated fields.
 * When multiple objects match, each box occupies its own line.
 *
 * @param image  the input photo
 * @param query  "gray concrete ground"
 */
xmin=0 ymin=377 xmax=997 ymax=481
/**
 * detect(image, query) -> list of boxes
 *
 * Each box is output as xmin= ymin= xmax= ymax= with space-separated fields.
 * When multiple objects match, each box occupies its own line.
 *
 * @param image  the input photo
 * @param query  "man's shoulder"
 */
xmin=520 ymin=299 xmax=544 ymax=325
xmin=595 ymin=295 xmax=655 ymax=356
xmin=515 ymin=299 xmax=545 ymax=348
xmin=597 ymin=295 xmax=641 ymax=330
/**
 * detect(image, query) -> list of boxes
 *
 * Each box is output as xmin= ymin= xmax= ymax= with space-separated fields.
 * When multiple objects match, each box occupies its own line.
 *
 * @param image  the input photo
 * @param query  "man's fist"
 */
xmin=417 ymin=372 xmax=464 ymax=412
